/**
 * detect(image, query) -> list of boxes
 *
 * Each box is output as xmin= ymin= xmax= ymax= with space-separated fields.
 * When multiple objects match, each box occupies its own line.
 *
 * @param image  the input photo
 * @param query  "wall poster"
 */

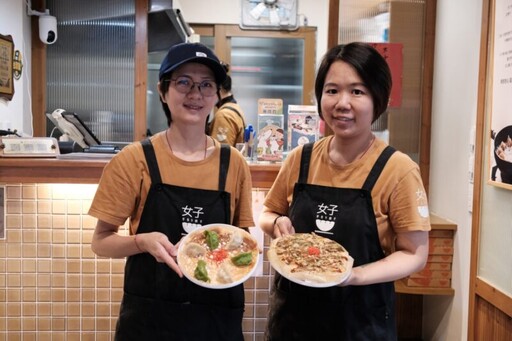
xmin=487 ymin=0 xmax=512 ymax=189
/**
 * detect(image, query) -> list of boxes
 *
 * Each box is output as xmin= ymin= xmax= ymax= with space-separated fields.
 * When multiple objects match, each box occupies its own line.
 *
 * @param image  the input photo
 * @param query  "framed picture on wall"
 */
xmin=0 ymin=33 xmax=14 ymax=101
xmin=487 ymin=0 xmax=512 ymax=190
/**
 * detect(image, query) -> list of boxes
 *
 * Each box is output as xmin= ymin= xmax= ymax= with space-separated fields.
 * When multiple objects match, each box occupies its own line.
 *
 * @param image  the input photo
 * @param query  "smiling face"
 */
xmin=320 ymin=60 xmax=374 ymax=141
xmin=158 ymin=62 xmax=219 ymax=128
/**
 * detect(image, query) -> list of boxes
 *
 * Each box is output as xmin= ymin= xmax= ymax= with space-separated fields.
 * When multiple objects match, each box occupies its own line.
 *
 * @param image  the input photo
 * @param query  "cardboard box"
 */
xmin=429 ymin=237 xmax=454 ymax=247
xmin=409 ymin=269 xmax=452 ymax=279
xmin=429 ymin=230 xmax=454 ymax=238
xmin=427 ymin=255 xmax=453 ymax=263
xmin=406 ymin=277 xmax=451 ymax=288
xmin=429 ymin=245 xmax=454 ymax=255
xmin=423 ymin=262 xmax=451 ymax=270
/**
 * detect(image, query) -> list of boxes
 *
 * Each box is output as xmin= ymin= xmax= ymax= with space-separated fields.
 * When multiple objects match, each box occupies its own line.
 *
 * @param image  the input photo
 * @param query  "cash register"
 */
xmin=47 ymin=109 xmax=120 ymax=154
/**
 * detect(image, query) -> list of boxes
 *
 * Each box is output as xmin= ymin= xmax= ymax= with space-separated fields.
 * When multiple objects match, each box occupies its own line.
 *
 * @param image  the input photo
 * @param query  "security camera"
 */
xmin=27 ymin=7 xmax=58 ymax=44
xmin=39 ymin=14 xmax=58 ymax=44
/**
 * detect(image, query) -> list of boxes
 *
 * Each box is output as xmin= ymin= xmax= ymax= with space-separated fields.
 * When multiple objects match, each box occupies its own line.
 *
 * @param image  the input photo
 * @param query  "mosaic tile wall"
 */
xmin=0 ymin=184 xmax=272 ymax=340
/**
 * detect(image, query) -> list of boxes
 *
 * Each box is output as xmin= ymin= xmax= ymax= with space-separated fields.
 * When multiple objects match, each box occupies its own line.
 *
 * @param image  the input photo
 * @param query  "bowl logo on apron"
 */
xmin=181 ymin=205 xmax=205 ymax=233
xmin=315 ymin=203 xmax=338 ymax=232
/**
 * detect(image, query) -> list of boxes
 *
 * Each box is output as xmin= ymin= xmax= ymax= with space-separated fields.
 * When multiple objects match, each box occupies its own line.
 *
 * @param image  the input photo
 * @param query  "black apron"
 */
xmin=266 ymin=143 xmax=397 ymax=341
xmin=115 ymin=139 xmax=244 ymax=341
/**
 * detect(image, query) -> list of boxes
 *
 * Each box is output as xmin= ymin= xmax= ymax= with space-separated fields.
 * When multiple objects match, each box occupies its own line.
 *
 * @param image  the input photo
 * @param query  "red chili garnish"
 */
xmin=212 ymin=249 xmax=228 ymax=262
xmin=307 ymin=246 xmax=320 ymax=256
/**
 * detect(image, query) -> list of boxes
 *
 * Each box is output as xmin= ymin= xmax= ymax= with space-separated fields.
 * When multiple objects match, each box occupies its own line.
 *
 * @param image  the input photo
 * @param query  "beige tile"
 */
xmin=97 ymin=275 xmax=111 ymax=288
xmin=82 ymin=214 xmax=97 ymax=229
xmin=21 ymin=288 xmax=37 ymax=300
xmin=22 ymin=244 xmax=37 ymax=258
xmin=37 ymin=259 xmax=51 ymax=272
xmin=242 ymin=318 xmax=254 ymax=332
xmin=21 ymin=274 xmax=36 ymax=287
xmin=96 ymin=317 xmax=111 ymax=331
xmin=112 ymin=274 xmax=124 ymax=287
xmin=67 ymin=230 xmax=81 ymax=244
xmin=67 ymin=274 xmax=81 ymax=288
xmin=6 ymin=230 xmax=21 ymax=243
xmin=22 ymin=317 xmax=36 ymax=331
xmin=82 ymin=288 xmax=95 ymax=302
xmin=68 ymin=302 xmax=80 ymax=316
xmin=67 ymin=200 xmax=83 ymax=214
xmin=97 ymin=302 xmax=111 ymax=316
xmin=97 ymin=260 xmax=111 ymax=273
xmin=82 ymin=244 xmax=95 ymax=258
xmin=51 ymin=244 xmax=66 ymax=258
xmin=51 ymin=273 xmax=66 ymax=287
xmin=36 ymin=214 xmax=52 ymax=228
xmin=6 ymin=201 xmax=22 ymax=214
xmin=255 ymin=304 xmax=269 ymax=318
xmin=67 ymin=289 xmax=80 ymax=302
xmin=22 ymin=301 xmax=36 ymax=315
xmin=82 ymin=274 xmax=95 ymax=288
xmin=255 ymin=290 xmax=269 ymax=304
xmin=51 ymin=317 xmax=66 ymax=330
xmin=51 ymin=259 xmax=66 ymax=273
xmin=5 ymin=215 xmax=21 ymax=229
xmin=97 ymin=288 xmax=110 ymax=302
xmin=37 ymin=200 xmax=53 ymax=214
xmin=82 ymin=317 xmax=96 ymax=330
xmin=6 ymin=185 xmax=21 ymax=199
xmin=7 ymin=318 xmax=21 ymax=331
xmin=37 ymin=229 xmax=51 ymax=243
xmin=37 ymin=302 xmax=51 ymax=316
xmin=36 ymin=184 xmax=52 ymax=199
xmin=22 ymin=214 xmax=37 ymax=228
xmin=22 ymin=185 xmax=37 ymax=199
xmin=37 ymin=274 xmax=51 ymax=287
xmin=52 ymin=229 xmax=66 ymax=244
xmin=67 ymin=214 xmax=81 ymax=229
xmin=22 ymin=230 xmax=37 ymax=243
xmin=52 ymin=214 xmax=66 ymax=229
xmin=38 ymin=288 xmax=51 ymax=302
xmin=82 ymin=260 xmax=95 ymax=273
xmin=52 ymin=302 xmax=66 ymax=316
xmin=67 ymin=244 xmax=81 ymax=258
xmin=82 ymin=303 xmax=95 ymax=316
xmin=22 ymin=201 xmax=37 ymax=214
xmin=0 ymin=274 xmax=5 ymax=287
xmin=52 ymin=288 xmax=66 ymax=302
xmin=7 ymin=274 xmax=21 ymax=287
xmin=6 ymin=244 xmax=21 ymax=258
xmin=6 ymin=288 xmax=21 ymax=301
xmin=37 ymin=244 xmax=51 ymax=258
xmin=67 ymin=259 xmax=81 ymax=273
xmin=37 ymin=316 xmax=51 ymax=330
xmin=6 ymin=302 xmax=21 ymax=316
xmin=6 ymin=259 xmax=21 ymax=272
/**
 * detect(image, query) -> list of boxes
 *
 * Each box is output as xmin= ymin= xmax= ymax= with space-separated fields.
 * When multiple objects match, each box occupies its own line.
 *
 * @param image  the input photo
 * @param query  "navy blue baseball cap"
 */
xmin=158 ymin=42 xmax=227 ymax=84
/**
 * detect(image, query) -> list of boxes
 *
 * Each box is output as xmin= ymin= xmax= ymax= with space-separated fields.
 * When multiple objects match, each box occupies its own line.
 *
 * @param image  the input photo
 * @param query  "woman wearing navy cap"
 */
xmin=89 ymin=42 xmax=254 ymax=340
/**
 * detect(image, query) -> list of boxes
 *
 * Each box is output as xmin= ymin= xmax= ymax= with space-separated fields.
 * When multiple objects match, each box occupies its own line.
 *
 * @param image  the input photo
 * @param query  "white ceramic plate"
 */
xmin=177 ymin=224 xmax=260 ymax=289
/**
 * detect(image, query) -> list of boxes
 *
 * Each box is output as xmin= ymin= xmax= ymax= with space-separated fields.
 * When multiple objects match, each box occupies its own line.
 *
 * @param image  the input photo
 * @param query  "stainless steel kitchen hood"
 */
xmin=148 ymin=0 xmax=191 ymax=52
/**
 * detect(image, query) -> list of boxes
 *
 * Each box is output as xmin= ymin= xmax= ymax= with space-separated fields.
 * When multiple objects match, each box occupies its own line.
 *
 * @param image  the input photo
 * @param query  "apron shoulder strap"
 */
xmin=362 ymin=145 xmax=396 ymax=191
xmin=141 ymin=139 xmax=162 ymax=184
xmin=298 ymin=142 xmax=314 ymax=183
xmin=219 ymin=144 xmax=231 ymax=191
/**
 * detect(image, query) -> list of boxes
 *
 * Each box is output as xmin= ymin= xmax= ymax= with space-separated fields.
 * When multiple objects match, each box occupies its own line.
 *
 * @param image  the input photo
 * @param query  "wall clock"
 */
xmin=240 ymin=0 xmax=299 ymax=31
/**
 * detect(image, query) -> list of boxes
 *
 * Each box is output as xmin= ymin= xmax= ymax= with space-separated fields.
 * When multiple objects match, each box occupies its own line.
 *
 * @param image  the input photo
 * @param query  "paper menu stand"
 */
xmin=287 ymin=105 xmax=320 ymax=150
xmin=256 ymin=98 xmax=284 ymax=162
xmin=257 ymin=98 xmax=283 ymax=115
xmin=256 ymin=115 xmax=284 ymax=162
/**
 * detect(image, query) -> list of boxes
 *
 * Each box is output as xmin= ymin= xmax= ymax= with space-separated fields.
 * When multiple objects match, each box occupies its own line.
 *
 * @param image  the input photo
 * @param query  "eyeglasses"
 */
xmin=165 ymin=76 xmax=218 ymax=97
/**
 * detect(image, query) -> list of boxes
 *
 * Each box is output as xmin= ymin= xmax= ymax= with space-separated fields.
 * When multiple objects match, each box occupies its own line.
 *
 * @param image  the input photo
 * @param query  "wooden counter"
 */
xmin=0 ymin=157 xmax=281 ymax=188
xmin=1 ymin=156 xmax=456 ymax=297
